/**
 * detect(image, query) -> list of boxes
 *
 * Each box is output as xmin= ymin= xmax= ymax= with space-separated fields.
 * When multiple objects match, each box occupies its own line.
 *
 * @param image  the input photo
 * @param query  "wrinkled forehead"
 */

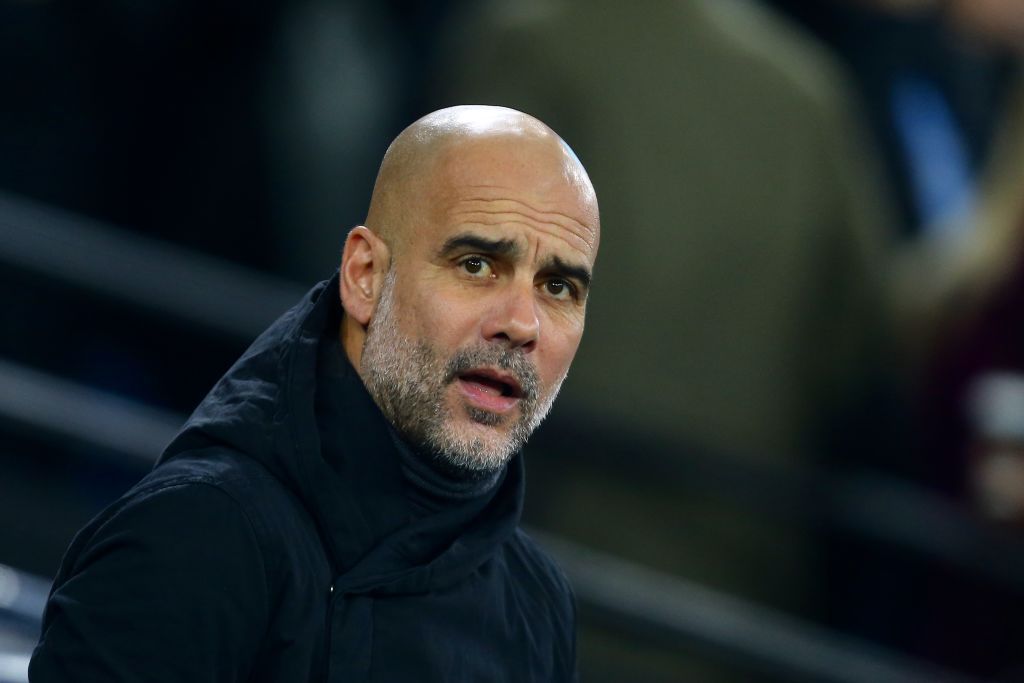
xmin=422 ymin=135 xmax=600 ymax=261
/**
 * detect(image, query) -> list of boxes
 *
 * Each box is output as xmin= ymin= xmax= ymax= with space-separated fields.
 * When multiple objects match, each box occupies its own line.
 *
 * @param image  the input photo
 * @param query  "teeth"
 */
xmin=477 ymin=381 xmax=500 ymax=396
xmin=464 ymin=375 xmax=505 ymax=396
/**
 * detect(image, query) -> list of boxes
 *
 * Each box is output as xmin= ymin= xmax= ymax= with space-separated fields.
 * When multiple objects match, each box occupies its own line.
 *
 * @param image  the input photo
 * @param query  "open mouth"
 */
xmin=457 ymin=370 xmax=523 ymax=398
xmin=455 ymin=368 xmax=524 ymax=414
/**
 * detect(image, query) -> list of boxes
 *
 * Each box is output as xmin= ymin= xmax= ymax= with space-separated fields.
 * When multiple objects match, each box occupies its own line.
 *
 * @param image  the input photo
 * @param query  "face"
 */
xmin=359 ymin=136 xmax=599 ymax=473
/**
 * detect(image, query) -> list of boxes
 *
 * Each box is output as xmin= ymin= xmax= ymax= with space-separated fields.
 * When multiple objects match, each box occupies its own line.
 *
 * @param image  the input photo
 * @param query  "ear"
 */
xmin=339 ymin=226 xmax=390 ymax=326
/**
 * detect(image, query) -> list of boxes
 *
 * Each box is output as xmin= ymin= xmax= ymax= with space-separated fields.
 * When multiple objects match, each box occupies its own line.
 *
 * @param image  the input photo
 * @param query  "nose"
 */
xmin=482 ymin=280 xmax=539 ymax=352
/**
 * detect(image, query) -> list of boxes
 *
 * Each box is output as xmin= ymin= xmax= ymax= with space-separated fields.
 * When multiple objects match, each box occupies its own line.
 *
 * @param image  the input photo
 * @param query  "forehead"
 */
xmin=417 ymin=136 xmax=599 ymax=264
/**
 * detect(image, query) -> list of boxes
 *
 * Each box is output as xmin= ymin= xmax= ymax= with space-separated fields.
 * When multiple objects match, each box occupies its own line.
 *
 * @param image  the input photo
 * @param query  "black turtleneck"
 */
xmin=313 ymin=326 xmax=503 ymax=522
xmin=388 ymin=427 xmax=503 ymax=517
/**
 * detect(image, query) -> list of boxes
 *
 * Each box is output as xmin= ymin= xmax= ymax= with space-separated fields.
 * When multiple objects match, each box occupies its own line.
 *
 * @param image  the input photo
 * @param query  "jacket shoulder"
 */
xmin=139 ymin=448 xmax=333 ymax=581
xmin=33 ymin=448 xmax=333 ymax=682
xmin=504 ymin=527 xmax=576 ymax=622
xmin=138 ymin=448 xmax=294 ymax=518
xmin=33 ymin=462 xmax=272 ymax=682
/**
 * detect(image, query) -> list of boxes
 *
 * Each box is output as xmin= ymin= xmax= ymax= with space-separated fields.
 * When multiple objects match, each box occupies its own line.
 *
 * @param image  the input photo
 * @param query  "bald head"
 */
xmin=364 ymin=105 xmax=599 ymax=257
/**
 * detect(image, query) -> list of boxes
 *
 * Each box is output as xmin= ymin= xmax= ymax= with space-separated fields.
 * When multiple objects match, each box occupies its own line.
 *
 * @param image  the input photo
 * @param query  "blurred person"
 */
xmin=917 ymin=74 xmax=1024 ymax=512
xmin=438 ymin=0 xmax=898 ymax=679
xmin=870 ymin=0 xmax=1024 ymax=511
xmin=757 ymin=1 xmax=1024 ymax=474
xmin=870 ymin=5 xmax=1024 ymax=672
xmin=29 ymin=105 xmax=599 ymax=682
xmin=763 ymin=0 xmax=1018 ymax=240
xmin=907 ymin=46 xmax=1024 ymax=672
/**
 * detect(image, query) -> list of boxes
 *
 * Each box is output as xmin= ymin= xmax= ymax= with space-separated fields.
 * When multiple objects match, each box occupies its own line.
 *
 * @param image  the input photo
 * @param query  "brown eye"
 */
xmin=545 ymin=279 xmax=574 ymax=300
xmin=459 ymin=256 xmax=492 ymax=278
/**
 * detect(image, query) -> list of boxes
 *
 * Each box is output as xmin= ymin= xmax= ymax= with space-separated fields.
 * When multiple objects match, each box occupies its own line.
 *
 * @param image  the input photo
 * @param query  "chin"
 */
xmin=462 ymin=422 xmax=515 ymax=456
xmin=437 ymin=420 xmax=516 ymax=471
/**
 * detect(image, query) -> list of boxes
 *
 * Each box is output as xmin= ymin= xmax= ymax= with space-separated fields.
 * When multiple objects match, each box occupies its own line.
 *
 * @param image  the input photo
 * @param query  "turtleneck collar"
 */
xmin=314 ymin=321 xmax=504 ymax=522
xmin=388 ymin=427 xmax=504 ymax=517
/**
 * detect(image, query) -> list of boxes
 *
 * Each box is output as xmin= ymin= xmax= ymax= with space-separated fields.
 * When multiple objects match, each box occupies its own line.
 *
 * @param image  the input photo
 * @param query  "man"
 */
xmin=30 ymin=105 xmax=599 ymax=682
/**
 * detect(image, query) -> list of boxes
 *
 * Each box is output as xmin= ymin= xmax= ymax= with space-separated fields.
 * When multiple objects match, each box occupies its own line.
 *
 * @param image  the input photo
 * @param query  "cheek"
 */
xmin=539 ymin=321 xmax=585 ymax=383
xmin=404 ymin=287 xmax=479 ymax=344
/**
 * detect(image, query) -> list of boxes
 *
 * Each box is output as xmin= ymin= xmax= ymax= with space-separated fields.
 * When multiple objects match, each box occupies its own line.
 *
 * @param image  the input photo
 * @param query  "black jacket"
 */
xmin=30 ymin=275 xmax=577 ymax=682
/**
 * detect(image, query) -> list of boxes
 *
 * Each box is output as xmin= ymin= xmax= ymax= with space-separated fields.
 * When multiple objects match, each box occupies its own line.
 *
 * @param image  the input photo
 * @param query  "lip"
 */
xmin=455 ymin=367 xmax=523 ymax=414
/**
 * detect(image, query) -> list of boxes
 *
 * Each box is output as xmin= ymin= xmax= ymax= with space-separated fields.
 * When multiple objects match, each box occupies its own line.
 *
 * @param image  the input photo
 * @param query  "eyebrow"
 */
xmin=540 ymin=255 xmax=592 ymax=292
xmin=438 ymin=233 xmax=522 ymax=259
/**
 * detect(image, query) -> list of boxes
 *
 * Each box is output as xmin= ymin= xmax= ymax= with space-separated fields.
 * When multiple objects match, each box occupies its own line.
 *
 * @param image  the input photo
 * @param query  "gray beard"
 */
xmin=358 ymin=270 xmax=564 ymax=474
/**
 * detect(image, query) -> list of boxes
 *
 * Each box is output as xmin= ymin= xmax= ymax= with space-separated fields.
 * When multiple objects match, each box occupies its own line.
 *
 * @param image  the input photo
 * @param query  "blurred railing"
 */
xmin=0 ymin=564 xmax=48 ymax=633
xmin=540 ymin=534 xmax=981 ymax=683
xmin=0 ymin=653 xmax=29 ymax=683
xmin=0 ymin=563 xmax=48 ymax=683
xmin=0 ymin=191 xmax=1006 ymax=681
xmin=531 ymin=414 xmax=1024 ymax=595
xmin=0 ymin=192 xmax=306 ymax=341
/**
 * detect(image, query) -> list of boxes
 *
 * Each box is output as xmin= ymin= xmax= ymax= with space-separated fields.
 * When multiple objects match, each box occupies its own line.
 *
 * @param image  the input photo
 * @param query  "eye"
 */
xmin=458 ymin=255 xmax=493 ymax=278
xmin=543 ymin=278 xmax=576 ymax=301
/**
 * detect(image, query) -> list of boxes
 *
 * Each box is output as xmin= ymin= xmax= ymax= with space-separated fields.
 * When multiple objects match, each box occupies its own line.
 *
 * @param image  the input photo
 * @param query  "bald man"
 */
xmin=30 ymin=106 xmax=598 ymax=683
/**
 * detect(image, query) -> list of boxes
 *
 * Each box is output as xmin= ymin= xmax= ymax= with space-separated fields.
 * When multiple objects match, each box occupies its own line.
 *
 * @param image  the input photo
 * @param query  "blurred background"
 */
xmin=3 ymin=0 xmax=1024 ymax=680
